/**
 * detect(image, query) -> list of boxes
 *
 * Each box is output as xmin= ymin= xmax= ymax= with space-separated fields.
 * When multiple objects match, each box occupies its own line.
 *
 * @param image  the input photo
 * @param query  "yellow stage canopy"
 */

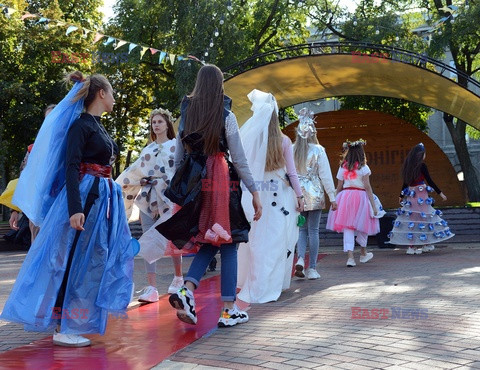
xmin=224 ymin=54 xmax=480 ymax=128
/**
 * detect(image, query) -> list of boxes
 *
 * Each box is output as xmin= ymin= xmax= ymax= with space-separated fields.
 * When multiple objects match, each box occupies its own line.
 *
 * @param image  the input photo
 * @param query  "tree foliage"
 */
xmin=308 ymin=0 xmax=480 ymax=200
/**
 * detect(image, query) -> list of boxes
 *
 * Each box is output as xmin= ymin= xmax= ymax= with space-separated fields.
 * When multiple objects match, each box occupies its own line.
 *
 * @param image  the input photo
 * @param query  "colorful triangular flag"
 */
xmin=115 ymin=40 xmax=128 ymax=50
xmin=169 ymin=53 xmax=176 ymax=65
xmin=140 ymin=46 xmax=148 ymax=59
xmin=158 ymin=51 xmax=167 ymax=64
xmin=150 ymin=48 xmax=158 ymax=55
xmin=93 ymin=32 xmax=104 ymax=44
xmin=103 ymin=36 xmax=115 ymax=46
xmin=129 ymin=43 xmax=138 ymax=54
xmin=21 ymin=13 xmax=36 ymax=20
xmin=66 ymin=25 xmax=78 ymax=35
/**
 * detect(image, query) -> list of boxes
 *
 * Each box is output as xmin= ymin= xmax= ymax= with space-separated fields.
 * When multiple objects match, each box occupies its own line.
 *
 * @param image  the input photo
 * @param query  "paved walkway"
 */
xmin=1 ymin=243 xmax=480 ymax=369
xmin=156 ymin=244 xmax=480 ymax=370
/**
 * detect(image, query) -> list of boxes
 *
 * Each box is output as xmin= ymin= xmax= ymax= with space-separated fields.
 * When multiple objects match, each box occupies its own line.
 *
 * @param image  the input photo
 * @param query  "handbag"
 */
xmin=164 ymin=153 xmax=206 ymax=206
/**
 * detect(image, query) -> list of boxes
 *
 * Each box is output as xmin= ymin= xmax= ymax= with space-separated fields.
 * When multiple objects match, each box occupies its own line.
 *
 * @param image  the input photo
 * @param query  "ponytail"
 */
xmin=65 ymin=71 xmax=111 ymax=109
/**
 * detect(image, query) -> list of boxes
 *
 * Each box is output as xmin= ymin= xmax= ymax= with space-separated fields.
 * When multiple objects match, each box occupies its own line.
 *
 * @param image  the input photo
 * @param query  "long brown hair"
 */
xmin=342 ymin=141 xmax=366 ymax=170
xmin=183 ymin=64 xmax=225 ymax=155
xmin=149 ymin=108 xmax=176 ymax=142
xmin=66 ymin=71 xmax=111 ymax=109
xmin=402 ymin=143 xmax=425 ymax=185
xmin=265 ymin=112 xmax=286 ymax=172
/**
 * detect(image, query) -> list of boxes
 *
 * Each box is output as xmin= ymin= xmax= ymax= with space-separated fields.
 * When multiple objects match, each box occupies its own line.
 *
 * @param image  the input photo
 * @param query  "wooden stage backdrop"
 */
xmin=282 ymin=110 xmax=466 ymax=209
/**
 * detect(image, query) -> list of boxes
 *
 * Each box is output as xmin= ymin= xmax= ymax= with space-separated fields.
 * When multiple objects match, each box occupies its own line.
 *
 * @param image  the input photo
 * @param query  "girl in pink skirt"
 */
xmin=327 ymin=140 xmax=380 ymax=267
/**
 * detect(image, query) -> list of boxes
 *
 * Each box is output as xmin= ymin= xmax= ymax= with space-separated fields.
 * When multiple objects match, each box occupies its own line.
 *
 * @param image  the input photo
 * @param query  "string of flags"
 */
xmin=0 ymin=3 xmax=202 ymax=66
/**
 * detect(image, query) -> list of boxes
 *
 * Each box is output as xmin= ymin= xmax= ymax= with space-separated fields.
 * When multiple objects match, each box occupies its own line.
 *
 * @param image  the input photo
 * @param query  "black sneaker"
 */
xmin=218 ymin=305 xmax=249 ymax=328
xmin=169 ymin=286 xmax=197 ymax=324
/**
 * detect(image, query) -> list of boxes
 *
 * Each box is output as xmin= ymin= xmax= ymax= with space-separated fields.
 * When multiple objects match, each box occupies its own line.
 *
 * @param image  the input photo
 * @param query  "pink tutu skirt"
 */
xmin=326 ymin=188 xmax=380 ymax=235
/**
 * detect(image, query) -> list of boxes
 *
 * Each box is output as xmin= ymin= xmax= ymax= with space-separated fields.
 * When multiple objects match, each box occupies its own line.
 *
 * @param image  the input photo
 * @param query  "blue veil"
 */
xmin=13 ymin=82 xmax=85 ymax=227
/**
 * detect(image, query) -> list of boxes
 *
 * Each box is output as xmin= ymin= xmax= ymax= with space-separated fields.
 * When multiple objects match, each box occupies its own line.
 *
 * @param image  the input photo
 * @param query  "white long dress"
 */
xmin=237 ymin=89 xmax=300 ymax=304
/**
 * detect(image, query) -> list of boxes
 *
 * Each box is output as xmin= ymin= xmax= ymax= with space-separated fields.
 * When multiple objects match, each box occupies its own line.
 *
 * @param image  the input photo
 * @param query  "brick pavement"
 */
xmin=156 ymin=244 xmax=480 ymax=370
xmin=1 ymin=244 xmax=480 ymax=369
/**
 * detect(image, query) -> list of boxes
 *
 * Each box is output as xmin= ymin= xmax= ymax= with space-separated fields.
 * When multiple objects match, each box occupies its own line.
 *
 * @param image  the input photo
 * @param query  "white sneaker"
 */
xmin=138 ymin=285 xmax=159 ymax=303
xmin=406 ymin=247 xmax=415 ymax=255
xmin=295 ymin=257 xmax=305 ymax=278
xmin=359 ymin=252 xmax=374 ymax=263
xmin=53 ymin=329 xmax=91 ymax=347
xmin=306 ymin=268 xmax=321 ymax=280
xmin=218 ymin=305 xmax=249 ymax=328
xmin=346 ymin=258 xmax=356 ymax=267
xmin=422 ymin=245 xmax=435 ymax=252
xmin=414 ymin=248 xmax=423 ymax=255
xmin=168 ymin=276 xmax=184 ymax=294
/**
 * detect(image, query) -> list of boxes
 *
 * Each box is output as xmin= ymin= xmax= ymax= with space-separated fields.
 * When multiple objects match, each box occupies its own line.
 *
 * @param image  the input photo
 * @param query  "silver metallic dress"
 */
xmin=297 ymin=144 xmax=336 ymax=211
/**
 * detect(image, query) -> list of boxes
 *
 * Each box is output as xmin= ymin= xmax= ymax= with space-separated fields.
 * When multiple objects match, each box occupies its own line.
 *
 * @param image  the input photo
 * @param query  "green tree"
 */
xmin=100 ymin=0 xmax=312 ymax=172
xmin=309 ymin=0 xmax=480 ymax=201
xmin=427 ymin=0 xmax=480 ymax=201
xmin=0 ymin=0 xmax=101 ymax=188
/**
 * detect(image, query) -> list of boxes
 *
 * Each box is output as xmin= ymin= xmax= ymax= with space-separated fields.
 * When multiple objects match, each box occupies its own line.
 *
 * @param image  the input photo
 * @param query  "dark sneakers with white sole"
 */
xmin=169 ymin=286 xmax=197 ymax=325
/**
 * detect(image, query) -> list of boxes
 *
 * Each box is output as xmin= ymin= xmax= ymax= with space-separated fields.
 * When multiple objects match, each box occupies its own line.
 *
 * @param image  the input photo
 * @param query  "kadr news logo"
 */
xmin=351 ymin=307 xmax=429 ymax=320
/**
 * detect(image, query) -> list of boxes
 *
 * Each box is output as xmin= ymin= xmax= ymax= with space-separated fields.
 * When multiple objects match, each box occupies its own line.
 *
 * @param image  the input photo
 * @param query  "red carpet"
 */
xmin=0 ymin=276 xmax=223 ymax=369
xmin=0 ymin=253 xmax=328 ymax=369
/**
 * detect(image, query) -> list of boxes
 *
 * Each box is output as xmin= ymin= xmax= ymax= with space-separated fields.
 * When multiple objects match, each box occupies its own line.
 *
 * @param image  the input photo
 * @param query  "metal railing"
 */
xmin=223 ymin=41 xmax=480 ymax=96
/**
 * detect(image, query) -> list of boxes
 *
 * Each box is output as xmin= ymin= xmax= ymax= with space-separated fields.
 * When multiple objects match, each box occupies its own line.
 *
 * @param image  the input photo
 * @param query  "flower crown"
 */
xmin=150 ymin=108 xmax=175 ymax=124
xmin=343 ymin=138 xmax=367 ymax=148
xmin=296 ymin=107 xmax=316 ymax=139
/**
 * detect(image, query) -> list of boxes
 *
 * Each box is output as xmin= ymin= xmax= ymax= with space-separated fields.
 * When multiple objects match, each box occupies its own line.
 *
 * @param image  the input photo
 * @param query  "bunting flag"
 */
xmin=4 ymin=7 xmax=15 ymax=15
xmin=115 ymin=40 xmax=128 ymax=50
xmin=128 ymin=43 xmax=138 ymax=54
xmin=1 ymin=5 xmax=199 ymax=67
xmin=93 ymin=31 xmax=104 ymax=44
xmin=21 ymin=13 xmax=35 ymax=20
xmin=140 ymin=46 xmax=149 ymax=59
xmin=103 ymin=36 xmax=115 ymax=45
xmin=65 ymin=25 xmax=78 ymax=35
xmin=158 ymin=51 xmax=167 ymax=64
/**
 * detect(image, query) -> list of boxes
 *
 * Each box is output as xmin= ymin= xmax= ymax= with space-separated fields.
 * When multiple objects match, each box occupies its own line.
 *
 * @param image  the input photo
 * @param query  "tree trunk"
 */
xmin=443 ymin=113 xmax=480 ymax=201
xmin=125 ymin=149 xmax=133 ymax=169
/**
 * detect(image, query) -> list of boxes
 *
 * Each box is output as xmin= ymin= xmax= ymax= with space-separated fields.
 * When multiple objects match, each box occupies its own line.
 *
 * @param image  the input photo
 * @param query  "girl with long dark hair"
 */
xmin=153 ymin=64 xmax=262 ymax=327
xmin=388 ymin=143 xmax=453 ymax=254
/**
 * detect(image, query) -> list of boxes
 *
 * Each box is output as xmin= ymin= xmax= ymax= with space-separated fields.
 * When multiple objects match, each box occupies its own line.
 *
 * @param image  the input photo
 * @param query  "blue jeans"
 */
xmin=297 ymin=209 xmax=322 ymax=269
xmin=185 ymin=243 xmax=237 ymax=302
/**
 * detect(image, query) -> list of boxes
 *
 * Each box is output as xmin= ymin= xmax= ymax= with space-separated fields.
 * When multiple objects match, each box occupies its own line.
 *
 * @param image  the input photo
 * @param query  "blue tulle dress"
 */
xmin=1 ymin=82 xmax=134 ymax=335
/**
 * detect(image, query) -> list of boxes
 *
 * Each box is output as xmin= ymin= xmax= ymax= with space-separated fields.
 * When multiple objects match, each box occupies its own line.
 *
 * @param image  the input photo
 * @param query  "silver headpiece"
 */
xmin=296 ymin=107 xmax=316 ymax=139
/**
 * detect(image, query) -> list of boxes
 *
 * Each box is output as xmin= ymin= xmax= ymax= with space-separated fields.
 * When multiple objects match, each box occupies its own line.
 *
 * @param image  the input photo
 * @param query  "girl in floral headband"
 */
xmin=326 ymin=139 xmax=380 ymax=267
xmin=116 ymin=107 xmax=183 ymax=302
